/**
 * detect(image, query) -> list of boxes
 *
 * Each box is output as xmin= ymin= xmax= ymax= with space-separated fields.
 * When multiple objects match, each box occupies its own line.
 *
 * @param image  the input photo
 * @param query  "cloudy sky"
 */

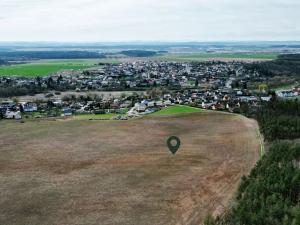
xmin=0 ymin=0 xmax=299 ymax=42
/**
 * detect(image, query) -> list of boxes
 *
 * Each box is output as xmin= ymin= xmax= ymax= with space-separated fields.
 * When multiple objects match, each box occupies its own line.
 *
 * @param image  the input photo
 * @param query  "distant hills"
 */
xmin=1 ymin=41 xmax=300 ymax=52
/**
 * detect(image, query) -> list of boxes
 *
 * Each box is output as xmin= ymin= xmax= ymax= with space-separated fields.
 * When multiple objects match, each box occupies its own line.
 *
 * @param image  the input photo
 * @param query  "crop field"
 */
xmin=0 ymin=112 xmax=260 ymax=225
xmin=155 ymin=53 xmax=278 ymax=62
xmin=0 ymin=59 xmax=120 ymax=77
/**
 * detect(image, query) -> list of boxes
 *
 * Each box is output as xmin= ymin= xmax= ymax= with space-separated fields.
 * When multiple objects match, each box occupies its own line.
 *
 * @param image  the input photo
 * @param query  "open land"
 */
xmin=150 ymin=105 xmax=205 ymax=116
xmin=0 ymin=112 xmax=260 ymax=225
xmin=0 ymin=59 xmax=120 ymax=77
xmin=155 ymin=53 xmax=278 ymax=62
xmin=0 ymin=52 xmax=278 ymax=77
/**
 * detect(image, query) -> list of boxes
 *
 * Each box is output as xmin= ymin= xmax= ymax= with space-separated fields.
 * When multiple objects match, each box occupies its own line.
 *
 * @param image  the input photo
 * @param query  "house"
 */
xmin=145 ymin=108 xmax=156 ymax=114
xmin=236 ymin=90 xmax=243 ymax=96
xmin=127 ymin=109 xmax=140 ymax=117
xmin=147 ymin=101 xmax=155 ymax=107
xmin=21 ymin=102 xmax=38 ymax=112
xmin=155 ymin=101 xmax=163 ymax=107
xmin=5 ymin=110 xmax=22 ymax=119
xmin=134 ymin=103 xmax=146 ymax=112
xmin=52 ymin=98 xmax=62 ymax=106
xmin=0 ymin=101 xmax=16 ymax=111
xmin=62 ymin=108 xmax=72 ymax=116
xmin=120 ymin=100 xmax=132 ymax=108
xmin=261 ymin=96 xmax=272 ymax=102
xmin=141 ymin=100 xmax=149 ymax=105
xmin=277 ymin=90 xmax=298 ymax=98
xmin=164 ymin=100 xmax=172 ymax=106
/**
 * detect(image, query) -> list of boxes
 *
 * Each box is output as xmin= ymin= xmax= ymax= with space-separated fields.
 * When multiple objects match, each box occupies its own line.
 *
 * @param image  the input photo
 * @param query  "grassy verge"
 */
xmin=72 ymin=114 xmax=118 ymax=120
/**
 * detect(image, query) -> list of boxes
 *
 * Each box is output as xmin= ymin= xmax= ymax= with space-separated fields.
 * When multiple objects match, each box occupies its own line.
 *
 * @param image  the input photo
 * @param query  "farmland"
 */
xmin=0 ymin=112 xmax=260 ymax=225
xmin=155 ymin=52 xmax=278 ymax=62
xmin=0 ymin=59 xmax=120 ymax=77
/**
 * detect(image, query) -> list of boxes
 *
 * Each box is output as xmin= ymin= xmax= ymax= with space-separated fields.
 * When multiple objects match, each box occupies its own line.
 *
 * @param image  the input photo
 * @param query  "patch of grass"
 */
xmin=274 ymin=83 xmax=296 ymax=91
xmin=155 ymin=53 xmax=278 ymax=62
xmin=73 ymin=113 xmax=117 ymax=120
xmin=22 ymin=112 xmax=47 ymax=120
xmin=0 ymin=59 xmax=120 ymax=77
xmin=151 ymin=105 xmax=205 ymax=116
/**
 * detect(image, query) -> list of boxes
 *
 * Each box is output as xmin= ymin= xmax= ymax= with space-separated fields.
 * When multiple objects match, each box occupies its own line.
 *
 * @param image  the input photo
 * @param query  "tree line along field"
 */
xmin=0 ymin=59 xmax=120 ymax=77
xmin=0 ymin=112 xmax=260 ymax=225
xmin=206 ymin=99 xmax=300 ymax=225
xmin=155 ymin=53 xmax=278 ymax=62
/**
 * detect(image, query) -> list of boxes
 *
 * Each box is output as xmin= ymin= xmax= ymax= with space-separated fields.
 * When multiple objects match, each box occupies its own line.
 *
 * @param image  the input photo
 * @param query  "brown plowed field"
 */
xmin=0 ymin=112 xmax=260 ymax=225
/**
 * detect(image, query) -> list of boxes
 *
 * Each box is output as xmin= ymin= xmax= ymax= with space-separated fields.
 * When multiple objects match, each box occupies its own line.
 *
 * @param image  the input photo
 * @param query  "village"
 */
xmin=0 ymin=60 xmax=298 ymax=120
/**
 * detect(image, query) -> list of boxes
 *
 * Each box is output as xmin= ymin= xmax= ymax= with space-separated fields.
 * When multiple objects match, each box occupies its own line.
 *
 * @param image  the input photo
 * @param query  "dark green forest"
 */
xmin=0 ymin=58 xmax=7 ymax=65
xmin=120 ymin=50 xmax=157 ymax=57
xmin=0 ymin=51 xmax=106 ymax=60
xmin=245 ymin=54 xmax=300 ymax=77
xmin=257 ymin=99 xmax=300 ymax=141
xmin=205 ymin=99 xmax=300 ymax=225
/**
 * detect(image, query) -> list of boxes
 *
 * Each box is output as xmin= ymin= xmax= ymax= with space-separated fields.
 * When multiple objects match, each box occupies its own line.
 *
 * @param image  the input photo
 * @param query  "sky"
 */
xmin=0 ymin=0 xmax=299 ymax=42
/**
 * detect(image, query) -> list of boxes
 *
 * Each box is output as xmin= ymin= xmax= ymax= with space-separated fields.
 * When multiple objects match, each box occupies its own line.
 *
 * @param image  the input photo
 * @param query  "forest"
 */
xmin=256 ymin=99 xmax=300 ymax=141
xmin=0 ymin=51 xmax=106 ymax=60
xmin=245 ymin=54 xmax=300 ymax=77
xmin=0 ymin=59 xmax=7 ymax=65
xmin=205 ymin=99 xmax=300 ymax=225
xmin=120 ymin=50 xmax=157 ymax=57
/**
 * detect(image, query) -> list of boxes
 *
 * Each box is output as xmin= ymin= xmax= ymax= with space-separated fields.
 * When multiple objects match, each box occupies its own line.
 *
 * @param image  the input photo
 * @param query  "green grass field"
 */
xmin=155 ymin=53 xmax=278 ymax=62
xmin=0 ymin=59 xmax=120 ymax=77
xmin=73 ymin=113 xmax=118 ymax=120
xmin=151 ymin=105 xmax=205 ymax=116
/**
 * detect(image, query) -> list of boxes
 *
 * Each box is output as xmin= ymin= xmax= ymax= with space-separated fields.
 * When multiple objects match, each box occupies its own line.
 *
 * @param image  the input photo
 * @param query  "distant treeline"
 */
xmin=0 ymin=86 xmax=45 ymax=97
xmin=121 ymin=50 xmax=157 ymax=57
xmin=0 ymin=58 xmax=7 ymax=65
xmin=0 ymin=76 xmax=71 ymax=97
xmin=245 ymin=54 xmax=300 ymax=76
xmin=0 ymin=51 xmax=106 ymax=60
xmin=205 ymin=141 xmax=300 ymax=225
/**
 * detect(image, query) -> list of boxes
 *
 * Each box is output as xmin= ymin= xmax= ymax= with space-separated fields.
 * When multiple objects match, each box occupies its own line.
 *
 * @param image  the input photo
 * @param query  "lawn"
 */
xmin=274 ymin=83 xmax=296 ymax=91
xmin=0 ymin=59 xmax=120 ymax=77
xmin=155 ymin=53 xmax=278 ymax=62
xmin=151 ymin=105 xmax=205 ymax=116
xmin=73 ymin=113 xmax=118 ymax=120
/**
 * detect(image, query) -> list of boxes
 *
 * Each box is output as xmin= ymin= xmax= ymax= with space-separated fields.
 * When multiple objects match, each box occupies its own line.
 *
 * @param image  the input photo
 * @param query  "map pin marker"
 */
xmin=167 ymin=136 xmax=181 ymax=155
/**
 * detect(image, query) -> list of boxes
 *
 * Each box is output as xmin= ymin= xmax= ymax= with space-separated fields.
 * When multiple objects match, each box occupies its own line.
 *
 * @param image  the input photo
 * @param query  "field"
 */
xmin=155 ymin=53 xmax=278 ymax=62
xmin=73 ymin=113 xmax=119 ymax=120
xmin=0 ymin=59 xmax=120 ymax=77
xmin=151 ymin=105 xmax=205 ymax=116
xmin=0 ymin=112 xmax=260 ymax=225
